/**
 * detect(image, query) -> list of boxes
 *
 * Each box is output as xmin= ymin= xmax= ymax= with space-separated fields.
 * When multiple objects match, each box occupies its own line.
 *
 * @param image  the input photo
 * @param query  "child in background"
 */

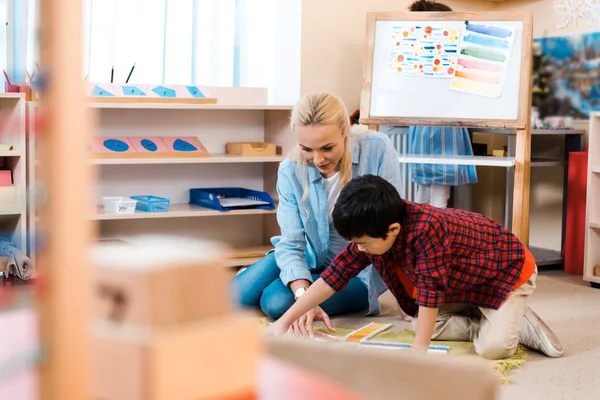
xmin=267 ymin=175 xmax=563 ymax=360
xmin=407 ymin=0 xmax=477 ymax=208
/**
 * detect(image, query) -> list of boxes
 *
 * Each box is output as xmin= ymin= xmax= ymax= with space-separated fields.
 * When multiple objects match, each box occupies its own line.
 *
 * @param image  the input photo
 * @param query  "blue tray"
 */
xmin=130 ymin=195 xmax=170 ymax=212
xmin=189 ymin=187 xmax=275 ymax=212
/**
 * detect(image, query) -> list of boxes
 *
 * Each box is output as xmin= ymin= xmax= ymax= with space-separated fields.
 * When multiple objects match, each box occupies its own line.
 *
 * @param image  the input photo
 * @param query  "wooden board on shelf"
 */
xmin=93 ymin=203 xmax=277 ymax=221
xmin=89 ymin=96 xmax=217 ymax=105
xmin=89 ymin=137 xmax=209 ymax=159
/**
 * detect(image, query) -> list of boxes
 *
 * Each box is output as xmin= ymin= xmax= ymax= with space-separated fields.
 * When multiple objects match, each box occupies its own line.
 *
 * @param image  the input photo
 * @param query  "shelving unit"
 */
xmin=0 ymin=93 xmax=27 ymax=255
xmin=27 ymin=87 xmax=295 ymax=267
xmin=584 ymin=113 xmax=600 ymax=288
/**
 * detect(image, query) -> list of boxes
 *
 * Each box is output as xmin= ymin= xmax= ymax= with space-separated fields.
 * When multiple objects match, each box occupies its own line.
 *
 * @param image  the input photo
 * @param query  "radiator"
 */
xmin=384 ymin=129 xmax=417 ymax=202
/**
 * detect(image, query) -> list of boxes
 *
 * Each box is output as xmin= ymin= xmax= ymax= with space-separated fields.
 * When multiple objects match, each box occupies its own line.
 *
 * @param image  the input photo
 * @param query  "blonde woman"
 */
xmin=232 ymin=93 xmax=402 ymax=333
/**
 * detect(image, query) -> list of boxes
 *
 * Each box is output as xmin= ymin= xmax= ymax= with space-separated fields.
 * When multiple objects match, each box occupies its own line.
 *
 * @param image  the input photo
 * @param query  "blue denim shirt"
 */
xmin=270 ymin=131 xmax=402 ymax=315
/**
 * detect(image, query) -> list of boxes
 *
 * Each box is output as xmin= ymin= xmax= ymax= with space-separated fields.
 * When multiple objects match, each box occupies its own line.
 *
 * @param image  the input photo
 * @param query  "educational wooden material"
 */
xmin=359 ymin=341 xmax=450 ymax=354
xmin=87 ymin=83 xmax=218 ymax=105
xmin=359 ymin=11 xmax=534 ymax=244
xmin=264 ymin=337 xmax=499 ymax=399
xmin=584 ymin=113 xmax=600 ymax=288
xmin=344 ymin=322 xmax=392 ymax=342
xmin=93 ymin=315 xmax=262 ymax=400
xmin=88 ymin=136 xmax=209 ymax=159
xmin=226 ymin=142 xmax=279 ymax=156
xmin=93 ymin=256 xmax=231 ymax=327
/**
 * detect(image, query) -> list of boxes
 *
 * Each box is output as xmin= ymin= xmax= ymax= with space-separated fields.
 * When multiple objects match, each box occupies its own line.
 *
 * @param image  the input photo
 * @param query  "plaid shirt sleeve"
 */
xmin=320 ymin=242 xmax=371 ymax=292
xmin=413 ymin=219 xmax=450 ymax=308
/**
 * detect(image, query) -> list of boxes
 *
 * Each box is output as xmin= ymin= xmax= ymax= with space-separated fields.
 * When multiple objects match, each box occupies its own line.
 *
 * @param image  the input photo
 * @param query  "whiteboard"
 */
xmin=369 ymin=20 xmax=524 ymax=121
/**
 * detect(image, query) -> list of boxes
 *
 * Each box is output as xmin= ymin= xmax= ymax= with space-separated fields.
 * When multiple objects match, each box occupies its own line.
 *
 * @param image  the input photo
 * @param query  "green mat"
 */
xmin=261 ymin=319 xmax=527 ymax=384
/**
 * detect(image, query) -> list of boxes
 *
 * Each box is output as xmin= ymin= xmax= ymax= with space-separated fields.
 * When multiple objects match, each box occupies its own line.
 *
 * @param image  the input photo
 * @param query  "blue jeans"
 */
xmin=231 ymin=252 xmax=369 ymax=320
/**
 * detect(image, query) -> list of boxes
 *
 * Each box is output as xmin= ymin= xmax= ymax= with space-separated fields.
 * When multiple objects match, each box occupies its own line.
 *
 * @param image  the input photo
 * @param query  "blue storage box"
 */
xmin=130 ymin=195 xmax=170 ymax=212
xmin=189 ymin=187 xmax=275 ymax=212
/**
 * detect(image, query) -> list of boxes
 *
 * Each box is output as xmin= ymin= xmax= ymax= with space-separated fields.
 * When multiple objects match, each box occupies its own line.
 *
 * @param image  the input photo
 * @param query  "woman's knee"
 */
xmin=260 ymin=282 xmax=294 ymax=320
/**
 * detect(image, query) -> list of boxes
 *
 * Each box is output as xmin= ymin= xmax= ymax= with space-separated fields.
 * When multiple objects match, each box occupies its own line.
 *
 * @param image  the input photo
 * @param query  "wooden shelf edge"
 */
xmin=90 ymin=154 xmax=285 ymax=165
xmin=398 ymin=154 xmax=515 ymax=167
xmin=92 ymin=204 xmax=277 ymax=221
xmin=583 ymin=275 xmax=600 ymax=284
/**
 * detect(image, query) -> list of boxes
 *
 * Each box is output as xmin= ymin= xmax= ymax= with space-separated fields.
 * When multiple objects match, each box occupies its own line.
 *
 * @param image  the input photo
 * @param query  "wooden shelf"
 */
xmin=0 ymin=150 xmax=23 ymax=157
xmin=90 ymin=154 xmax=286 ymax=165
xmin=0 ymin=208 xmax=23 ymax=216
xmin=92 ymin=203 xmax=277 ymax=221
xmin=226 ymin=245 xmax=273 ymax=267
xmin=398 ymin=154 xmax=515 ymax=167
xmin=592 ymin=167 xmax=600 ymax=173
xmin=589 ymin=222 xmax=600 ymax=229
xmin=531 ymin=158 xmax=565 ymax=167
xmin=86 ymin=102 xmax=293 ymax=111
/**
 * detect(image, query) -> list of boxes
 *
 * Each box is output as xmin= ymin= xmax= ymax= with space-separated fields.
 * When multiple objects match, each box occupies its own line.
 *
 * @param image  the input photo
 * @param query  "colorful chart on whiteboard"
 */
xmin=387 ymin=24 xmax=461 ymax=77
xmin=450 ymin=23 xmax=516 ymax=98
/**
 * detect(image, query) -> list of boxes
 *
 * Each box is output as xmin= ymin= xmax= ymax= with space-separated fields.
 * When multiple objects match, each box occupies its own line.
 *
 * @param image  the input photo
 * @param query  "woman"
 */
xmin=232 ymin=93 xmax=401 ymax=331
xmin=403 ymin=0 xmax=478 ymax=208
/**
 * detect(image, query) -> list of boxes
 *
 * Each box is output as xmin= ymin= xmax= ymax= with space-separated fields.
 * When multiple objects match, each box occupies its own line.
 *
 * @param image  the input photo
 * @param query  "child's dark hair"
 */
xmin=333 ymin=175 xmax=406 ymax=240
xmin=409 ymin=0 xmax=453 ymax=12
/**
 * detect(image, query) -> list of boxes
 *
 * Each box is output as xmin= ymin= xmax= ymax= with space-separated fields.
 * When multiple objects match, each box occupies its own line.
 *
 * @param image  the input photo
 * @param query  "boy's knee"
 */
xmin=476 ymin=338 xmax=518 ymax=360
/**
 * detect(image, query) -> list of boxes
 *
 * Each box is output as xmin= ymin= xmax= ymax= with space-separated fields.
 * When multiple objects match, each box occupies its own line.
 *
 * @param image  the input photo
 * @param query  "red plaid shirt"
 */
xmin=321 ymin=201 xmax=528 ymax=316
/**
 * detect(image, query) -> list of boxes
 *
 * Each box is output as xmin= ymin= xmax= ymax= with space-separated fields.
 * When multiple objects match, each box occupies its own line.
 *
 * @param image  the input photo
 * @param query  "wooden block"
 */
xmin=594 ymin=265 xmax=600 ymax=276
xmin=226 ymin=142 xmax=278 ymax=157
xmin=92 ymin=315 xmax=262 ymax=400
xmin=492 ymin=148 xmax=507 ymax=157
xmin=93 ymin=261 xmax=231 ymax=327
xmin=92 ymin=243 xmax=231 ymax=327
xmin=0 ymin=170 xmax=12 ymax=186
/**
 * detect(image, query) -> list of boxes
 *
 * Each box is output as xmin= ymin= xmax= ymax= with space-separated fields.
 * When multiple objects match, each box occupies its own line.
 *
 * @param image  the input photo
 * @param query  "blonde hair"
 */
xmin=288 ymin=92 xmax=355 ymax=211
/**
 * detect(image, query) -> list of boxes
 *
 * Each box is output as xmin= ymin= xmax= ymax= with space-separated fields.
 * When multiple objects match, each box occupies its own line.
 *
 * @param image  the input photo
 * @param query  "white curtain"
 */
xmin=12 ymin=0 xmax=301 ymax=104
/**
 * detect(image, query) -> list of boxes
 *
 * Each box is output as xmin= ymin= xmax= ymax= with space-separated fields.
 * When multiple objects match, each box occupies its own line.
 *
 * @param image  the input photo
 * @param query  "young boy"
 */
xmin=267 ymin=175 xmax=564 ymax=360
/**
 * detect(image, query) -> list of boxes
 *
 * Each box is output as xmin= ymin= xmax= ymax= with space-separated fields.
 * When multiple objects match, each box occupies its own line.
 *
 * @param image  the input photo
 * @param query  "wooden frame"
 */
xmin=584 ymin=113 xmax=600 ymax=287
xmin=359 ymin=11 xmax=534 ymax=244
xmin=37 ymin=0 xmax=94 ymax=398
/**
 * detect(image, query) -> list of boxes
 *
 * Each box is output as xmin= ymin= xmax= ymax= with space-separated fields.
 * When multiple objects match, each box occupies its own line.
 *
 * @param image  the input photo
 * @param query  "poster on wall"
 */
xmin=387 ymin=24 xmax=460 ymax=77
xmin=533 ymin=31 xmax=600 ymax=120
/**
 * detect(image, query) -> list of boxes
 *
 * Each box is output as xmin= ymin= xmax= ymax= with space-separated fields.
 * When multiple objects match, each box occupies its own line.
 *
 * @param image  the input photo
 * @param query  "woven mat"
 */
xmin=260 ymin=318 xmax=527 ymax=384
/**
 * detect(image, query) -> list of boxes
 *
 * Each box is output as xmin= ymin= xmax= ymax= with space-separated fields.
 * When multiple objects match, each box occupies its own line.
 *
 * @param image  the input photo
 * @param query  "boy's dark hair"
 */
xmin=409 ymin=0 xmax=453 ymax=12
xmin=333 ymin=175 xmax=406 ymax=240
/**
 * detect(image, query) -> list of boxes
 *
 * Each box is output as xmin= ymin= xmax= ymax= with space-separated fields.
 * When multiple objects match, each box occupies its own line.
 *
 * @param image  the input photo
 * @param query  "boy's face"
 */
xmin=351 ymin=223 xmax=400 ymax=255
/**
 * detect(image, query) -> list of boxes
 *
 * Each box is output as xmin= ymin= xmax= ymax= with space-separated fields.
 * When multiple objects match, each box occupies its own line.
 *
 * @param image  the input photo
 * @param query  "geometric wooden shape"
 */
xmin=89 ymin=137 xmax=136 ymax=154
xmin=129 ymin=137 xmax=170 ymax=153
xmin=162 ymin=137 xmax=209 ymax=157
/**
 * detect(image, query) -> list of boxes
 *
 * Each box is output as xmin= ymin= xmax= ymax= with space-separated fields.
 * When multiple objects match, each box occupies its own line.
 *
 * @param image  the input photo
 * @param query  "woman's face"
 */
xmin=295 ymin=124 xmax=346 ymax=178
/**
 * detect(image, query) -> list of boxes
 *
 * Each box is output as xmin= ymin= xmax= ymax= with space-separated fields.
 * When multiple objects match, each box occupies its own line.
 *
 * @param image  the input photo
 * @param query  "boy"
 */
xmin=267 ymin=175 xmax=563 ymax=360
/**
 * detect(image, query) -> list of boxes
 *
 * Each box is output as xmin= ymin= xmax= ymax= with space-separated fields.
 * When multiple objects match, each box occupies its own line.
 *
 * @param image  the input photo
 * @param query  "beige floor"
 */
xmin=326 ymin=270 xmax=600 ymax=400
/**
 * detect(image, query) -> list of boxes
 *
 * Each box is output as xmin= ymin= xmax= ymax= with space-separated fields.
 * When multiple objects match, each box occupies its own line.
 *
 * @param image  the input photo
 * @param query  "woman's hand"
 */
xmin=266 ymin=320 xmax=289 ymax=337
xmin=289 ymin=306 xmax=335 ymax=338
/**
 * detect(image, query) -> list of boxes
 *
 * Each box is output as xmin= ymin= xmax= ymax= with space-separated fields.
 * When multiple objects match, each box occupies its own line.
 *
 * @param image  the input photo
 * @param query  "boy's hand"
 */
xmin=289 ymin=306 xmax=335 ymax=338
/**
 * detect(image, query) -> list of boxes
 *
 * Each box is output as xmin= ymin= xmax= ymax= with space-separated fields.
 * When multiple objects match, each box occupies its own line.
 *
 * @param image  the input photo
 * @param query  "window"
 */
xmin=10 ymin=0 xmax=301 ymax=104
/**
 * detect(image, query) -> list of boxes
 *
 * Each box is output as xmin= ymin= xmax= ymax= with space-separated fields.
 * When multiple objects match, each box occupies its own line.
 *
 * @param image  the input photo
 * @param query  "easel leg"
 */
xmin=511 ymin=128 xmax=531 ymax=246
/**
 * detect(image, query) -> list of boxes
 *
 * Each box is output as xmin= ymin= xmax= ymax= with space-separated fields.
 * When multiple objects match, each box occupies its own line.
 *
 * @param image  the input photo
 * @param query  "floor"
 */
xmin=324 ymin=270 xmax=600 ymax=400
